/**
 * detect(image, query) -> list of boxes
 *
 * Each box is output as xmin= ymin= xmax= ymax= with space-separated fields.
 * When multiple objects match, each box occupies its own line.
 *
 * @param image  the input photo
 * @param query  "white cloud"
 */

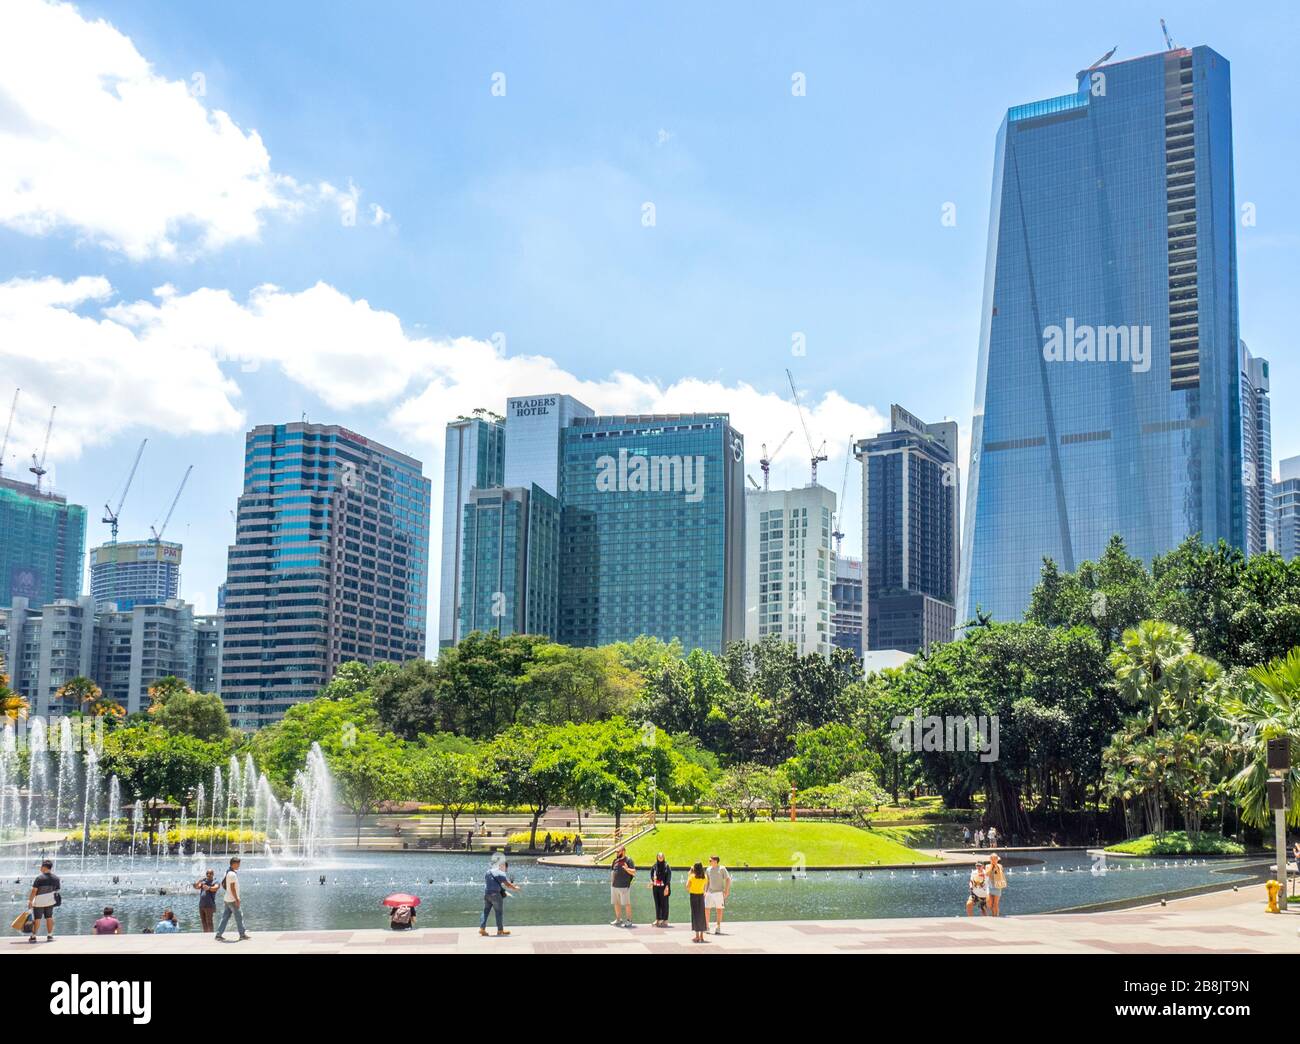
xmin=0 ymin=0 xmax=387 ymax=258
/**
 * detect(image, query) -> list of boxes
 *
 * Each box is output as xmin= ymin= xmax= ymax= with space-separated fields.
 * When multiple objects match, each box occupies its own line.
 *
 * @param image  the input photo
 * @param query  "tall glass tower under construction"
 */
xmin=0 ymin=475 xmax=86 ymax=608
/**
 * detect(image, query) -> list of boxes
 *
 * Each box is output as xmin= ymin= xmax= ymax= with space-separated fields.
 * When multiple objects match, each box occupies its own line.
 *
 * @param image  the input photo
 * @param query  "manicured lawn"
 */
xmin=1104 ymin=831 xmax=1246 ymax=856
xmin=610 ymin=820 xmax=940 ymax=868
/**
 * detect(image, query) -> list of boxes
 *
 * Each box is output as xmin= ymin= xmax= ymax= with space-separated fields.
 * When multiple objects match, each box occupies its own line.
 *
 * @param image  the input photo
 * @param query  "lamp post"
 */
xmin=1267 ymin=737 xmax=1290 ymax=911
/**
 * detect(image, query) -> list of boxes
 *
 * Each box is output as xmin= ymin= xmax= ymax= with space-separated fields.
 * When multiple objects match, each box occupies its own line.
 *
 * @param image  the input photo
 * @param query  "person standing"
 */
xmin=93 ymin=906 xmax=121 ymax=935
xmin=988 ymin=826 xmax=999 ymax=848
xmin=649 ymin=852 xmax=672 ymax=926
xmin=194 ymin=869 xmax=219 ymax=933
xmin=986 ymin=853 xmax=1007 ymax=917
xmin=25 ymin=859 xmax=59 ymax=943
xmin=214 ymin=856 xmax=250 ymax=941
xmin=480 ymin=858 xmax=521 ymax=936
xmin=609 ymin=846 xmax=636 ymax=927
xmin=687 ymin=862 xmax=709 ymax=942
xmin=704 ymin=855 xmax=732 ymax=935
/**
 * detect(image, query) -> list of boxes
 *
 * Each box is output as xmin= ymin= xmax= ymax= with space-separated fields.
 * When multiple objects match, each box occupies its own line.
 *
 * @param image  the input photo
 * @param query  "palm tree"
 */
xmin=55 ymin=676 xmax=124 ymax=719
xmin=1221 ymin=647 xmax=1300 ymax=828
xmin=0 ymin=654 xmax=28 ymax=722
xmin=1111 ymin=620 xmax=1220 ymax=736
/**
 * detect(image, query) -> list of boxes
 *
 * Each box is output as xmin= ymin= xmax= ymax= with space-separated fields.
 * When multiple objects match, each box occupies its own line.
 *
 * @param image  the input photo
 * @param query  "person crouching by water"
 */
xmin=687 ymin=862 xmax=708 ymax=942
xmin=650 ymin=852 xmax=672 ymax=926
xmin=986 ymin=853 xmax=1007 ymax=917
xmin=965 ymin=861 xmax=989 ymax=916
xmin=390 ymin=903 xmax=416 ymax=930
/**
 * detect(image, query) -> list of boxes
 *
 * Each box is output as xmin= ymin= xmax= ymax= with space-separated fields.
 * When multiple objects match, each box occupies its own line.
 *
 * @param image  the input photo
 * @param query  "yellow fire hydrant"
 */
xmin=1265 ymin=879 xmax=1282 ymax=913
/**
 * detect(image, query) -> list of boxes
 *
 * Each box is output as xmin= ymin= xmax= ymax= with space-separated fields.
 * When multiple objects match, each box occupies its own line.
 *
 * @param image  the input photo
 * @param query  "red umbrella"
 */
xmin=382 ymin=893 xmax=421 ymax=908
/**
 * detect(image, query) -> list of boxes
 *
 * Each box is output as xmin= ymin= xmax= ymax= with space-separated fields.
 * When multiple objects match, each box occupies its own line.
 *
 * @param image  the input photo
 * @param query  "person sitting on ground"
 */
xmin=390 ymin=904 xmax=416 ymax=930
xmin=93 ymin=906 xmax=122 ymax=935
xmin=154 ymin=909 xmax=180 ymax=934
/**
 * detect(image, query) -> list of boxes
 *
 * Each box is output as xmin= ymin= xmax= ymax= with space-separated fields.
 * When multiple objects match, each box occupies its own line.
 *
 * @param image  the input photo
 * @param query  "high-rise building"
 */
xmin=3 ymin=595 xmax=210 ymax=717
xmin=504 ymin=394 xmax=595 ymax=496
xmin=88 ymin=539 xmax=182 ymax=609
xmin=438 ymin=414 xmax=504 ymax=649
xmin=1274 ymin=456 xmax=1300 ymax=562
xmin=0 ymin=475 xmax=86 ymax=608
xmin=1240 ymin=342 xmax=1272 ymax=556
xmin=856 ymin=405 xmax=959 ymax=653
xmin=831 ymin=554 xmax=863 ymax=658
xmin=220 ymin=423 xmax=431 ymax=729
xmin=959 ymin=46 xmax=1246 ymax=623
xmin=194 ymin=613 xmax=224 ymax=694
xmin=458 ymin=483 xmax=560 ymax=638
xmin=744 ymin=484 xmax=835 ymax=656
xmin=558 ymin=413 xmax=746 ymax=652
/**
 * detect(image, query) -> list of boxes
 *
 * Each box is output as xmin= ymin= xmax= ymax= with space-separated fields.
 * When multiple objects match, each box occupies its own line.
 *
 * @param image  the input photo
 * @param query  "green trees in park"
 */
xmin=97 ymin=726 xmax=228 ymax=836
xmin=146 ymin=676 xmax=233 ymax=743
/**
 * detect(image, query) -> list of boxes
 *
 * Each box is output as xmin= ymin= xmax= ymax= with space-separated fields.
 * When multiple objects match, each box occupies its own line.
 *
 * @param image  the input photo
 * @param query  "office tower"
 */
xmin=1275 ymin=456 xmax=1300 ymax=562
xmin=744 ymin=484 xmax=835 ymax=656
xmin=1240 ymin=342 xmax=1271 ymax=556
xmin=194 ymin=613 xmax=224 ymax=694
xmin=831 ymin=554 xmax=863 ymax=658
xmin=558 ymin=413 xmax=745 ymax=652
xmin=503 ymin=394 xmax=594 ymax=496
xmin=856 ymin=405 xmax=959 ymax=653
xmin=960 ymin=46 xmax=1246 ymax=623
xmin=458 ymin=484 xmax=560 ymax=638
xmin=94 ymin=599 xmax=196 ymax=713
xmin=88 ymin=539 xmax=182 ymax=609
xmin=0 ymin=475 xmax=86 ymax=608
xmin=220 ymin=422 xmax=431 ymax=729
xmin=438 ymin=413 xmax=505 ymax=649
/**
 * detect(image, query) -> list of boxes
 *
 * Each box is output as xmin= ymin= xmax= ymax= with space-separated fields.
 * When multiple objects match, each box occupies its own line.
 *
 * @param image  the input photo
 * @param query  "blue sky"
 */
xmin=1 ymin=0 xmax=1297 ymax=640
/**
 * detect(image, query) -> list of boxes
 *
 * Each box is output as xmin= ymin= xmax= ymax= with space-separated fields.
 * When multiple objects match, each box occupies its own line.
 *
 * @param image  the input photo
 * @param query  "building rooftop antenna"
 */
xmin=28 ymin=406 xmax=54 ymax=493
xmin=102 ymin=438 xmax=147 ymax=544
xmin=0 ymin=387 xmax=18 ymax=479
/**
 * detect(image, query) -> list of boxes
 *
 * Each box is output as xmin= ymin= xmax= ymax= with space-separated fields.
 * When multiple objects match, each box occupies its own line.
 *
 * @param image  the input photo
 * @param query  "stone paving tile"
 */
xmin=1077 ymin=939 xmax=1264 ymax=955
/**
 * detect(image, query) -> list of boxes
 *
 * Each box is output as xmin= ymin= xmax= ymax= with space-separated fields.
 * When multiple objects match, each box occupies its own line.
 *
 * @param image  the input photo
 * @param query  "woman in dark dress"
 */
xmin=650 ymin=853 xmax=672 ymax=926
xmin=687 ymin=861 xmax=708 ymax=942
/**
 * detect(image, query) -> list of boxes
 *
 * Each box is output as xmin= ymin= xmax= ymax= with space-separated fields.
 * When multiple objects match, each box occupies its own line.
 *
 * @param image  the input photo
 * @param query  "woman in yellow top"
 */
xmin=687 ymin=862 xmax=708 ymax=943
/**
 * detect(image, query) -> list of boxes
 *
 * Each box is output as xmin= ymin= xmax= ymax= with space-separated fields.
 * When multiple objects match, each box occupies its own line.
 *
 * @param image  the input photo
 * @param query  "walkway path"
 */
xmin=8 ymin=888 xmax=1294 ymax=955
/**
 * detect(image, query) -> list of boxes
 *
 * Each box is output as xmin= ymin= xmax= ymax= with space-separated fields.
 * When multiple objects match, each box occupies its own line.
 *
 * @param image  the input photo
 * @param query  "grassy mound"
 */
xmin=609 ymin=820 xmax=940 ymax=868
xmin=1104 ymin=831 xmax=1245 ymax=856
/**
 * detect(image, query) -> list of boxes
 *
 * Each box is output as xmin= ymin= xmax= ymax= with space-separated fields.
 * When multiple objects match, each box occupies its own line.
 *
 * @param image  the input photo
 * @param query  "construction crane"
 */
xmin=1160 ymin=19 xmax=1176 ymax=51
xmin=830 ymin=435 xmax=854 ymax=554
xmin=758 ymin=430 xmax=794 ymax=491
xmin=29 ymin=406 xmax=54 ymax=493
xmin=785 ymin=369 xmax=828 ymax=485
xmin=0 ymin=388 xmax=18 ymax=479
xmin=746 ymin=474 xmax=761 ymax=490
xmin=1086 ymin=45 xmax=1117 ymax=71
xmin=102 ymin=438 xmax=147 ymax=543
xmin=151 ymin=465 xmax=193 ymax=545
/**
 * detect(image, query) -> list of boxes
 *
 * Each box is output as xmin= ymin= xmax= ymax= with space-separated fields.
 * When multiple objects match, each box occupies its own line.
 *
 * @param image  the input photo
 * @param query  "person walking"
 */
xmin=649 ymin=852 xmax=672 ymax=926
xmin=480 ymin=858 xmax=521 ymax=936
xmin=704 ymin=855 xmax=732 ymax=935
xmin=988 ymin=826 xmax=999 ymax=848
xmin=214 ymin=856 xmax=250 ymax=941
xmin=986 ymin=853 xmax=1007 ymax=917
xmin=687 ymin=862 xmax=709 ymax=943
xmin=154 ymin=909 xmax=180 ymax=934
xmin=609 ymin=845 xmax=636 ymax=927
xmin=194 ymin=869 xmax=219 ymax=933
xmin=93 ymin=906 xmax=121 ymax=935
xmin=25 ymin=859 xmax=59 ymax=943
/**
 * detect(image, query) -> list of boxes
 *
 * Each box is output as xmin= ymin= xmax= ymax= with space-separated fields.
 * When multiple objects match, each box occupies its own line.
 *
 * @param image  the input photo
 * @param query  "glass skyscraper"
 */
xmin=220 ymin=423 xmax=431 ymax=728
xmin=1239 ymin=342 xmax=1272 ymax=556
xmin=0 ymin=475 xmax=86 ymax=608
xmin=960 ymin=46 xmax=1246 ymax=623
xmin=1274 ymin=456 xmax=1300 ymax=562
xmin=558 ymin=413 xmax=746 ymax=653
xmin=438 ymin=414 xmax=504 ymax=648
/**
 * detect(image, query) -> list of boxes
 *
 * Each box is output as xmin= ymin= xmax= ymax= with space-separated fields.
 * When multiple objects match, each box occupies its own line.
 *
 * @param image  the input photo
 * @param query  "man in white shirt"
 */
xmin=214 ymin=856 xmax=250 ymax=941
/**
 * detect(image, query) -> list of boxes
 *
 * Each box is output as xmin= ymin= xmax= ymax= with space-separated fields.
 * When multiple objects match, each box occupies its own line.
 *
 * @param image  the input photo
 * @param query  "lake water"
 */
xmin=0 ymin=849 xmax=1259 ymax=936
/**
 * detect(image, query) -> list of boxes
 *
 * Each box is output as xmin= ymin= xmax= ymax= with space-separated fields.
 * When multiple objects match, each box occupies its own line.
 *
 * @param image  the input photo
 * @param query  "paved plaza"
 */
xmin=6 ymin=887 xmax=1296 ymax=955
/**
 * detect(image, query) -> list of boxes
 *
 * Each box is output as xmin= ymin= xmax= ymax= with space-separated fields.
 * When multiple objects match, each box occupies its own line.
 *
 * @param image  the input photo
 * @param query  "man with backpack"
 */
xmin=214 ymin=856 xmax=250 ymax=941
xmin=480 ymin=858 xmax=521 ymax=936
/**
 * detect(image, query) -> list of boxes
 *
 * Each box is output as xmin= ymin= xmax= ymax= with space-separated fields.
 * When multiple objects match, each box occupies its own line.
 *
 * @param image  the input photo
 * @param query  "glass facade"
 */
xmin=439 ymin=416 xmax=504 ymax=647
xmin=459 ymin=483 xmax=559 ymax=638
xmin=0 ymin=476 xmax=86 ymax=609
xmin=1239 ymin=342 xmax=1271 ymax=556
xmin=558 ymin=414 xmax=745 ymax=652
xmin=960 ymin=47 xmax=1245 ymax=623
xmin=831 ymin=554 xmax=863 ymax=657
xmin=1274 ymin=456 xmax=1300 ymax=562
xmin=88 ymin=539 xmax=182 ymax=610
